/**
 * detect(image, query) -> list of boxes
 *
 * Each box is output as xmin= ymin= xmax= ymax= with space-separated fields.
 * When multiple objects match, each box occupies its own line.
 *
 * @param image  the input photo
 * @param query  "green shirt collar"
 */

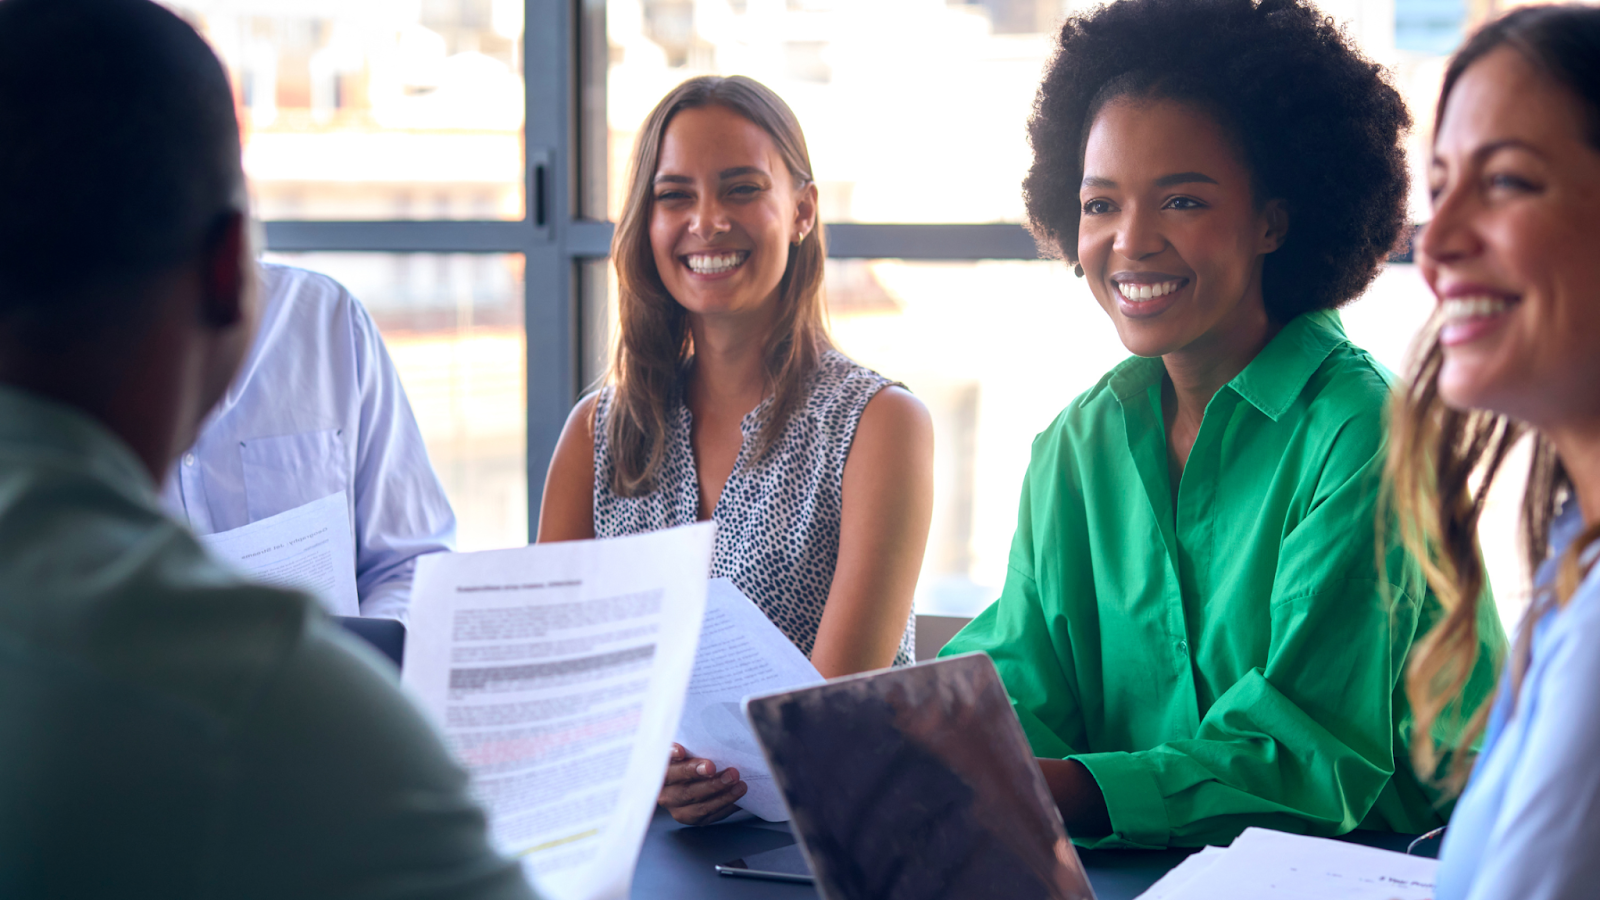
xmin=1230 ymin=310 xmax=1349 ymax=421
xmin=0 ymin=383 xmax=156 ymax=497
xmin=1106 ymin=309 xmax=1350 ymax=422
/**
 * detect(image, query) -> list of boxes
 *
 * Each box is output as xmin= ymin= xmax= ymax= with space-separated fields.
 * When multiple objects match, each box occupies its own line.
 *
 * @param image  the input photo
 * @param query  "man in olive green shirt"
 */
xmin=943 ymin=310 xmax=1503 ymax=849
xmin=0 ymin=2 xmax=536 ymax=896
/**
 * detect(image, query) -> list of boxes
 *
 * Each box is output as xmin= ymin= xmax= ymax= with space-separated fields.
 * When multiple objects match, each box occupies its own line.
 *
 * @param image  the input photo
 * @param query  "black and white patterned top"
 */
xmin=593 ymin=350 xmax=915 ymax=667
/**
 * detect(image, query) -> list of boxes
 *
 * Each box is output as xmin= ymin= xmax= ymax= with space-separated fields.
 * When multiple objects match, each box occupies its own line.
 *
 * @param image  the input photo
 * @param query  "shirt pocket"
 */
xmin=240 ymin=429 xmax=350 ymax=523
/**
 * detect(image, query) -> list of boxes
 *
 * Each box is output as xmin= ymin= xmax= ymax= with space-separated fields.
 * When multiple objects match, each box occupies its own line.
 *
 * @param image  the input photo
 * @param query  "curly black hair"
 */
xmin=1023 ymin=0 xmax=1411 ymax=319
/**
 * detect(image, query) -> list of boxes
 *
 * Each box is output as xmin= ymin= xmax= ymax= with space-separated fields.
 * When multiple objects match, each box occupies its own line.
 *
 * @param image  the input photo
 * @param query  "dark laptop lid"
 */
xmin=744 ymin=652 xmax=1096 ymax=900
xmin=335 ymin=615 xmax=405 ymax=669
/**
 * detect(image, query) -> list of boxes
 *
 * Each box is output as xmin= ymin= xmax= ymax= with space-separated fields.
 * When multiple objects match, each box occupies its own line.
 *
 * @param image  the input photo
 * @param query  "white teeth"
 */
xmin=685 ymin=252 xmax=748 ymax=274
xmin=1440 ymin=295 xmax=1515 ymax=324
xmin=1117 ymin=280 xmax=1182 ymax=301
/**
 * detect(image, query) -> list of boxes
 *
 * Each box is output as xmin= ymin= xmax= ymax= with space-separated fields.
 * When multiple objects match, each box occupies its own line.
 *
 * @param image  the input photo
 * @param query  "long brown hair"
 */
xmin=1389 ymin=4 xmax=1600 ymax=792
xmin=603 ymin=75 xmax=830 ymax=497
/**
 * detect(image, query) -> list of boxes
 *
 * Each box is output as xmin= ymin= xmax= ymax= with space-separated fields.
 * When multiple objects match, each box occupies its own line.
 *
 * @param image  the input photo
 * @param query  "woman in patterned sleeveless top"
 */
xmin=537 ymin=75 xmax=934 ymax=825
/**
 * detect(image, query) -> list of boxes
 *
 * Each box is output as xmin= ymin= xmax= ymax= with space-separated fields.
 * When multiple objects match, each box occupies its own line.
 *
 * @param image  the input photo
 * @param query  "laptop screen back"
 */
xmin=744 ymin=653 xmax=1096 ymax=900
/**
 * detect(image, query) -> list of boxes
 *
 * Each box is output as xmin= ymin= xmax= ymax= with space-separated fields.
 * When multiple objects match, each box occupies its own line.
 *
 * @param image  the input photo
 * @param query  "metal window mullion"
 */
xmin=522 ymin=0 xmax=578 ymax=540
xmin=262 ymin=220 xmax=535 ymax=254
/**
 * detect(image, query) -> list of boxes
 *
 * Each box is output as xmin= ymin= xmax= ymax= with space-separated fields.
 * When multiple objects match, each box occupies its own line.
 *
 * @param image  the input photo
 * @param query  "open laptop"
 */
xmin=743 ymin=652 xmax=1096 ymax=900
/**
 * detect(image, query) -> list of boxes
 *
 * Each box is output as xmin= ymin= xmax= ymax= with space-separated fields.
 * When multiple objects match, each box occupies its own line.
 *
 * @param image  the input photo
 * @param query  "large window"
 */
xmin=172 ymin=0 xmax=1530 ymax=624
xmin=170 ymin=0 xmax=526 ymax=220
xmin=165 ymin=0 xmax=571 ymax=557
xmin=594 ymin=0 xmax=1531 ymax=621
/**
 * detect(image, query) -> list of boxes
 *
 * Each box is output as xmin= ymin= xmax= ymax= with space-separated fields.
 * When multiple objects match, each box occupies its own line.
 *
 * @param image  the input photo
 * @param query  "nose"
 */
xmin=1112 ymin=204 xmax=1166 ymax=261
xmin=688 ymin=194 xmax=730 ymax=241
xmin=1419 ymin=174 xmax=1481 ymax=266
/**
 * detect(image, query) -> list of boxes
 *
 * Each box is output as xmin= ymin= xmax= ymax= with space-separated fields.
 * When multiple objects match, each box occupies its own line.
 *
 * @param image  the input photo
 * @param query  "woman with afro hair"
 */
xmin=940 ymin=0 xmax=1503 ymax=848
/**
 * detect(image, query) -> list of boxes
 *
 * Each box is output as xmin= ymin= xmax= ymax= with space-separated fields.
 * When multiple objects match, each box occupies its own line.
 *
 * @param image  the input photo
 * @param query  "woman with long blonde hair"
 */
xmin=1390 ymin=6 xmax=1600 ymax=897
xmin=538 ymin=76 xmax=934 ymax=825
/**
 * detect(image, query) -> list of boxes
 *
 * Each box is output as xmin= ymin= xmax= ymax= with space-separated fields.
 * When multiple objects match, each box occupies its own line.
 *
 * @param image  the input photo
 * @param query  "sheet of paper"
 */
xmin=1134 ymin=846 xmax=1225 ymax=900
xmin=199 ymin=491 xmax=359 ymax=616
xmin=1153 ymin=827 xmax=1437 ymax=900
xmin=674 ymin=578 xmax=824 ymax=822
xmin=402 ymin=522 xmax=715 ymax=900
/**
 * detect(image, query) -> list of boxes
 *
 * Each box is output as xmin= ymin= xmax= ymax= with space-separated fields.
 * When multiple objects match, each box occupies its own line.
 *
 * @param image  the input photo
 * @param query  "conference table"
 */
xmin=628 ymin=808 xmax=1443 ymax=899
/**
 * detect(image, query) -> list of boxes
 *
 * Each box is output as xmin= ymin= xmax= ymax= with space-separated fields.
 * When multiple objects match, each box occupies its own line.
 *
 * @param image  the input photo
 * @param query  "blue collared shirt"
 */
xmin=162 ymin=263 xmax=455 ymax=621
xmin=1435 ymin=501 xmax=1600 ymax=899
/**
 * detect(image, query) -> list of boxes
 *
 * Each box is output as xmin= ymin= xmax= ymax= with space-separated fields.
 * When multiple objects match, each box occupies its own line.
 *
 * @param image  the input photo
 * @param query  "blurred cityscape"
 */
xmin=166 ymin=0 xmax=1539 ymax=624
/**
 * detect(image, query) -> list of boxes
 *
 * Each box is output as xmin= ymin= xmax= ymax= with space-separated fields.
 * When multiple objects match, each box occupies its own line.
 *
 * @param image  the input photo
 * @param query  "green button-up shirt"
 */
xmin=942 ymin=310 xmax=1502 ymax=849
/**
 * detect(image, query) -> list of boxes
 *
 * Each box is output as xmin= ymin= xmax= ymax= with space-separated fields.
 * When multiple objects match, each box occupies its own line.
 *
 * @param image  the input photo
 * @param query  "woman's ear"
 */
xmin=793 ymin=180 xmax=819 ymax=244
xmin=1260 ymin=199 xmax=1290 ymax=254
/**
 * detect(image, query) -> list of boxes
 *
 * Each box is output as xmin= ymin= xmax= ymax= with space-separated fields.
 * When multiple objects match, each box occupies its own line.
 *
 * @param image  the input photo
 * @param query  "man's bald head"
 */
xmin=0 ymin=0 xmax=245 ymax=336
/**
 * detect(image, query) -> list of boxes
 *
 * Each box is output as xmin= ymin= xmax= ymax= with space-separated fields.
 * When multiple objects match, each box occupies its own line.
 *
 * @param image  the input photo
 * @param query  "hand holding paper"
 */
xmin=673 ymin=578 xmax=825 ymax=822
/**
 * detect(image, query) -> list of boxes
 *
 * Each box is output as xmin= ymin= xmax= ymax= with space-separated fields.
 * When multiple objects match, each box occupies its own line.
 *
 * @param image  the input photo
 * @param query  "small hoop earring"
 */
xmin=1073 ymin=264 xmax=1084 ymax=278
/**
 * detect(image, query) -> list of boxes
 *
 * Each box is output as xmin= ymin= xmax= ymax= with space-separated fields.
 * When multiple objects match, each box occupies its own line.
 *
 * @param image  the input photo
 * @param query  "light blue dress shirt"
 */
xmin=1435 ymin=501 xmax=1600 ymax=900
xmin=162 ymin=263 xmax=455 ymax=621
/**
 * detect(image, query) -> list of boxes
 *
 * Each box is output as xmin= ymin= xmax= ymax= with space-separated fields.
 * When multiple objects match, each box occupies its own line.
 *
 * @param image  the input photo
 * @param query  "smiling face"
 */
xmin=1077 ymin=97 xmax=1286 ymax=361
xmin=1422 ymin=47 xmax=1600 ymax=429
xmin=648 ymin=104 xmax=817 ymax=325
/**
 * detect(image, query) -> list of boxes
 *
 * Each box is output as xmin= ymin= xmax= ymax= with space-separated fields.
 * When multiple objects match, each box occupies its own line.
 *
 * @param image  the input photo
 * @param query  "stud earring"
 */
xmin=1073 ymin=263 xmax=1084 ymax=278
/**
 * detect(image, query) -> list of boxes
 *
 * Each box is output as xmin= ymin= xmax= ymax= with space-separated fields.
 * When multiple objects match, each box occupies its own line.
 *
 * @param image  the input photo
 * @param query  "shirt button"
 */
xmin=183 ymin=453 xmax=196 ymax=467
xmin=1177 ymin=640 xmax=1189 ymax=653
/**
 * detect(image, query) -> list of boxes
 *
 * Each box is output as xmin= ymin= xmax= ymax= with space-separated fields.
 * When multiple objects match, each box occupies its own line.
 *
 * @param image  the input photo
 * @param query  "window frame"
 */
xmin=259 ymin=0 xmax=1042 ymax=538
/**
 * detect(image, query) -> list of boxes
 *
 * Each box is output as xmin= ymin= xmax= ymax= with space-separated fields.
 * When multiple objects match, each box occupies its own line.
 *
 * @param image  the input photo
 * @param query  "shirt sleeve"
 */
xmin=219 ymin=616 xmax=538 ymax=900
xmin=939 ymin=434 xmax=1092 ymax=761
xmin=1462 ymin=591 xmax=1600 ymax=900
xmin=345 ymin=296 xmax=457 ymax=622
xmin=1072 ymin=419 xmax=1421 ymax=848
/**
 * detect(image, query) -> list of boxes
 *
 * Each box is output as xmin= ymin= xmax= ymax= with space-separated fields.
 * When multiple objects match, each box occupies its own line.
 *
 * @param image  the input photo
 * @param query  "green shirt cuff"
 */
xmin=1071 ymin=751 xmax=1169 ymax=848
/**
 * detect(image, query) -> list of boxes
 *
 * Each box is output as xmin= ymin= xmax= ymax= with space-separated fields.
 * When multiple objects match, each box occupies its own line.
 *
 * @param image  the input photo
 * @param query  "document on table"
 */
xmin=401 ymin=522 xmax=715 ymax=900
xmin=1134 ymin=827 xmax=1437 ymax=900
xmin=199 ymin=491 xmax=359 ymax=616
xmin=674 ymin=578 xmax=824 ymax=822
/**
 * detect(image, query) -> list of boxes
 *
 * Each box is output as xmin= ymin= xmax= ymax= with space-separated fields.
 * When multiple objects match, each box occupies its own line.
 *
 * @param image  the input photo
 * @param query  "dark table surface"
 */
xmin=628 ymin=809 xmax=1443 ymax=900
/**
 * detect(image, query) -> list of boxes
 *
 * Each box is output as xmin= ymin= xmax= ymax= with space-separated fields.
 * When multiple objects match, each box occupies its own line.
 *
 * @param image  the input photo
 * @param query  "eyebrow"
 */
xmin=654 ymin=166 xmax=770 ymax=185
xmin=1080 ymin=171 xmax=1220 ymax=190
xmin=1156 ymin=171 xmax=1219 ymax=187
xmin=1431 ymin=138 xmax=1552 ymax=172
xmin=1473 ymin=139 xmax=1549 ymax=162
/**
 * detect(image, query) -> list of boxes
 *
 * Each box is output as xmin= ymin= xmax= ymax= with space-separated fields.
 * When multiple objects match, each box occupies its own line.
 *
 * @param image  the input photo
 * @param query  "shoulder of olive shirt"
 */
xmin=0 ymin=385 xmax=535 ymax=900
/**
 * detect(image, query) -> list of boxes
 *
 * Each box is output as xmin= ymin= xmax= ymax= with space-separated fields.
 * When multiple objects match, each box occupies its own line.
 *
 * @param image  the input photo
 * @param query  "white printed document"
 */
xmin=402 ymin=522 xmax=715 ymax=900
xmin=199 ymin=491 xmax=359 ymax=616
xmin=674 ymin=578 xmax=824 ymax=822
xmin=1135 ymin=827 xmax=1437 ymax=900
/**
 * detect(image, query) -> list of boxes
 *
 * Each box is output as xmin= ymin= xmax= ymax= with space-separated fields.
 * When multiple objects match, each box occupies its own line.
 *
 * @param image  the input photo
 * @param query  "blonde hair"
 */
xmin=1385 ymin=331 xmax=1575 ymax=792
xmin=1388 ymin=3 xmax=1600 ymax=794
xmin=603 ymin=75 xmax=830 ymax=497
